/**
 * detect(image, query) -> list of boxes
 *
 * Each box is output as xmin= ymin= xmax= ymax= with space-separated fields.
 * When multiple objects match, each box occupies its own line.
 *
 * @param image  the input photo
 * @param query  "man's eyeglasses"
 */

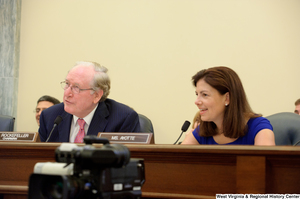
xmin=60 ymin=81 xmax=94 ymax=94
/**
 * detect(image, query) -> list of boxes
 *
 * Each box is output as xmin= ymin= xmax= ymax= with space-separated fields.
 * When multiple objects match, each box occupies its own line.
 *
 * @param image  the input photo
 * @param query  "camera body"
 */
xmin=28 ymin=137 xmax=145 ymax=199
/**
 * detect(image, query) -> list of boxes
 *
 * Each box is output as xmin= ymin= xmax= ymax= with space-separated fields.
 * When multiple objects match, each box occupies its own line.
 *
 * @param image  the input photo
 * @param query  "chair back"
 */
xmin=138 ymin=114 xmax=154 ymax=133
xmin=266 ymin=112 xmax=300 ymax=145
xmin=0 ymin=115 xmax=15 ymax=132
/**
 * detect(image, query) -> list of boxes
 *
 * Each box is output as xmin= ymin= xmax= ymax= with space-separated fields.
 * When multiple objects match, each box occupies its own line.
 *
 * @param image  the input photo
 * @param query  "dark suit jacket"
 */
xmin=39 ymin=99 xmax=140 ymax=142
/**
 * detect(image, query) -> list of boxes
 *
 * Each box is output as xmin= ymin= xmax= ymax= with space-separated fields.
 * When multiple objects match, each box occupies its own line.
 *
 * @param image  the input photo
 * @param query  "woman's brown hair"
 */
xmin=192 ymin=66 xmax=260 ymax=138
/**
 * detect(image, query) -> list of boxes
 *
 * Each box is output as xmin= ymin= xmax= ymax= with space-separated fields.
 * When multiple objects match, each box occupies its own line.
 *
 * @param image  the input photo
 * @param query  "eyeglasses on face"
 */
xmin=60 ymin=81 xmax=94 ymax=94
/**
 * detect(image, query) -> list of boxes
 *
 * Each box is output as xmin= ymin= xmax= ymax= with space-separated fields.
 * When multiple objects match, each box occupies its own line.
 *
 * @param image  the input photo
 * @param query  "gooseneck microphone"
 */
xmin=45 ymin=116 xmax=63 ymax=142
xmin=293 ymin=140 xmax=300 ymax=146
xmin=173 ymin=120 xmax=191 ymax=145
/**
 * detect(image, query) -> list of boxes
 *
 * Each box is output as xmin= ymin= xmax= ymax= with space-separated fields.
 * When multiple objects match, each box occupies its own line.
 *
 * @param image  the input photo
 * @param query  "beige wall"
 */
xmin=17 ymin=0 xmax=300 ymax=144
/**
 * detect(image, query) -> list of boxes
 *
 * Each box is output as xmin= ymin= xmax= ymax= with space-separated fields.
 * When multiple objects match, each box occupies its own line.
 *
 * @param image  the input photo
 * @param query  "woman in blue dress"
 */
xmin=182 ymin=66 xmax=275 ymax=145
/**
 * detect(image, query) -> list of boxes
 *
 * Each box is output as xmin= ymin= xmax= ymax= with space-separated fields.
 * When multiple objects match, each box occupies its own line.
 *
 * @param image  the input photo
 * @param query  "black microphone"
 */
xmin=173 ymin=120 xmax=191 ymax=145
xmin=45 ymin=116 xmax=63 ymax=142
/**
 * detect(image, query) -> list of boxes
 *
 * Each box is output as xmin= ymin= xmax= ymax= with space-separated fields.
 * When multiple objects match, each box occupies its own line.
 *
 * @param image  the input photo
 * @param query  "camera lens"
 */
xmin=42 ymin=177 xmax=63 ymax=199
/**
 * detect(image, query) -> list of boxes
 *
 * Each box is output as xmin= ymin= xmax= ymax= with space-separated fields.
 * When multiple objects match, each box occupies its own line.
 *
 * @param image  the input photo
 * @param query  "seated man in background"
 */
xmin=294 ymin=98 xmax=300 ymax=115
xmin=39 ymin=61 xmax=140 ymax=142
xmin=35 ymin=95 xmax=60 ymax=126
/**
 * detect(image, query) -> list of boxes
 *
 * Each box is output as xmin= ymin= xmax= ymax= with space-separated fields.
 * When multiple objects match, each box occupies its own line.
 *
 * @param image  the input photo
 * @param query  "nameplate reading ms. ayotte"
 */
xmin=0 ymin=132 xmax=40 ymax=142
xmin=98 ymin=132 xmax=154 ymax=144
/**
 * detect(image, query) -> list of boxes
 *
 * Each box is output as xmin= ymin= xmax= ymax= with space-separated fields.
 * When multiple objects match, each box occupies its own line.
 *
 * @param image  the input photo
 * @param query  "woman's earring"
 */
xmin=225 ymin=104 xmax=228 ymax=106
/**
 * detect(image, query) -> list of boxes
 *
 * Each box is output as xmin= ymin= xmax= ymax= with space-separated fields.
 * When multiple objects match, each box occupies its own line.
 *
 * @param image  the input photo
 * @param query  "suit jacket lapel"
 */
xmin=58 ymin=111 xmax=73 ymax=142
xmin=87 ymin=102 xmax=109 ymax=136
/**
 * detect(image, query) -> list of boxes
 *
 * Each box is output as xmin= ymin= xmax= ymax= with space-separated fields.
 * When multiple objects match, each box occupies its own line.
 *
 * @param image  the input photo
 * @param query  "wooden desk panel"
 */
xmin=128 ymin=144 xmax=300 ymax=196
xmin=0 ymin=143 xmax=300 ymax=199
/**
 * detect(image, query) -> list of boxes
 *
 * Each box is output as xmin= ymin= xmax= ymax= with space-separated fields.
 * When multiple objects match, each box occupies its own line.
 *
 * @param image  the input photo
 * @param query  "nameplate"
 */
xmin=0 ymin=132 xmax=40 ymax=142
xmin=98 ymin=132 xmax=154 ymax=144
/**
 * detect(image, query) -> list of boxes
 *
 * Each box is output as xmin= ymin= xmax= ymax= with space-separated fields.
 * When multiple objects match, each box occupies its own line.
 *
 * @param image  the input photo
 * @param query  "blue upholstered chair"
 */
xmin=0 ymin=115 xmax=15 ymax=132
xmin=266 ymin=112 xmax=300 ymax=146
xmin=138 ymin=113 xmax=155 ymax=144
xmin=138 ymin=114 xmax=154 ymax=134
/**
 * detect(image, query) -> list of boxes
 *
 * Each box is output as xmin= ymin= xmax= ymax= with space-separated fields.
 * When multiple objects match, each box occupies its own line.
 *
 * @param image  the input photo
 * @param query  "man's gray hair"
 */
xmin=74 ymin=61 xmax=111 ymax=102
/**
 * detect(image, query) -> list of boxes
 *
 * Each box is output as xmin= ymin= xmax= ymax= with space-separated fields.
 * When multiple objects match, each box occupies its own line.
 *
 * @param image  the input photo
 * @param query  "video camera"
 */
xmin=28 ymin=136 xmax=145 ymax=199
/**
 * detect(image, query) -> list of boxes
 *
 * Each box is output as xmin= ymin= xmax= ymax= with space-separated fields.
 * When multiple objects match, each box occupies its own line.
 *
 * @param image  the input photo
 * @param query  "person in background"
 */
xmin=192 ymin=110 xmax=200 ymax=129
xmin=182 ymin=66 xmax=275 ymax=145
xmin=294 ymin=98 xmax=300 ymax=115
xmin=39 ymin=61 xmax=140 ymax=142
xmin=35 ymin=95 xmax=60 ymax=126
xmin=185 ymin=110 xmax=200 ymax=137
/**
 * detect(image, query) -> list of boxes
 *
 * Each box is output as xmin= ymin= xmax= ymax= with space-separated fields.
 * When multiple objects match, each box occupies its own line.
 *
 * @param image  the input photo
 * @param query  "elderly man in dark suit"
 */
xmin=39 ymin=61 xmax=140 ymax=142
